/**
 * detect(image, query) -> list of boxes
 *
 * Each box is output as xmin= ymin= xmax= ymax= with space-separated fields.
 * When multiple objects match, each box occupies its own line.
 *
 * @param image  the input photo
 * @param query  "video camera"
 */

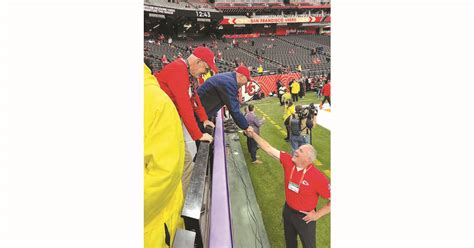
xmin=296 ymin=103 xmax=318 ymax=121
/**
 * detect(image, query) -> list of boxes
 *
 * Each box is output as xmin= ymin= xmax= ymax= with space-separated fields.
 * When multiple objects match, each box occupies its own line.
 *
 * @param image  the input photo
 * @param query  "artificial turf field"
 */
xmin=238 ymin=93 xmax=331 ymax=248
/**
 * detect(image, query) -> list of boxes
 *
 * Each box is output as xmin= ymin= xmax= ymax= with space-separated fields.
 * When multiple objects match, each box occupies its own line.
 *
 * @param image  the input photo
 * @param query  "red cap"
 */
xmin=235 ymin=65 xmax=251 ymax=81
xmin=192 ymin=47 xmax=218 ymax=73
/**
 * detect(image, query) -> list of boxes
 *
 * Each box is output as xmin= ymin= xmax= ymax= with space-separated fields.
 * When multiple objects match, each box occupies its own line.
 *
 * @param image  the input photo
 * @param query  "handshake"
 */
xmin=244 ymin=126 xmax=256 ymax=138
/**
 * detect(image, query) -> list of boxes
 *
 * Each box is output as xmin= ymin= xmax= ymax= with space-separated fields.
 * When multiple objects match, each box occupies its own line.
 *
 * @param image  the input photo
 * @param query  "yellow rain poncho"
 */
xmin=283 ymin=104 xmax=296 ymax=120
xmin=144 ymin=64 xmax=185 ymax=248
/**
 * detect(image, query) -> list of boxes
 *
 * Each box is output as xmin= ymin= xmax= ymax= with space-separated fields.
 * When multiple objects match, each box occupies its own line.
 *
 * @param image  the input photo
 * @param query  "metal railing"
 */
xmin=177 ymin=110 xmax=233 ymax=248
xmin=180 ymin=126 xmax=214 ymax=247
xmin=172 ymin=229 xmax=196 ymax=248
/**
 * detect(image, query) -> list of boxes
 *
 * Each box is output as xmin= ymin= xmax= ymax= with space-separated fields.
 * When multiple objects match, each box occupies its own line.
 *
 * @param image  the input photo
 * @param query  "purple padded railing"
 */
xmin=209 ymin=110 xmax=233 ymax=248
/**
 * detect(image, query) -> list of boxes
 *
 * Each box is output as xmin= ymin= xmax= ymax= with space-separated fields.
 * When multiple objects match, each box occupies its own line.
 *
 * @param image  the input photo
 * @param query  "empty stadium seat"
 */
xmin=144 ymin=34 xmax=330 ymax=75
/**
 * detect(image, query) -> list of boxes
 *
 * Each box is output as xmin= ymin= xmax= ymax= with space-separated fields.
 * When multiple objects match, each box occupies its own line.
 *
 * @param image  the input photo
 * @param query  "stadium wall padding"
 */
xmin=253 ymin=72 xmax=302 ymax=96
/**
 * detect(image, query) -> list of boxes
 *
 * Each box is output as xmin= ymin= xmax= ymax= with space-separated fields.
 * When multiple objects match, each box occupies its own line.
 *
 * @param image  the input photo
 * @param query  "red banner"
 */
xmin=223 ymin=33 xmax=261 ymax=39
xmin=252 ymin=72 xmax=302 ymax=96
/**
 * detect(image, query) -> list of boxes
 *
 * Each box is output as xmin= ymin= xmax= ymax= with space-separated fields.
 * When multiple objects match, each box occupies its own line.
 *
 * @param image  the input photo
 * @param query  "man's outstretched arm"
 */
xmin=246 ymin=130 xmax=280 ymax=160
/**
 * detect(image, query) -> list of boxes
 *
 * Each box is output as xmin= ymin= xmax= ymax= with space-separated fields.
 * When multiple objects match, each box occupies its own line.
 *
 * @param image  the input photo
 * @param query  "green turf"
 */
xmin=238 ymin=93 xmax=330 ymax=248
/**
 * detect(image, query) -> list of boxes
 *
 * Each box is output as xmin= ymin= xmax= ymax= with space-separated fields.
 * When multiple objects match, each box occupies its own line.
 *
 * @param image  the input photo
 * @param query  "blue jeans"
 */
xmin=290 ymin=135 xmax=308 ymax=155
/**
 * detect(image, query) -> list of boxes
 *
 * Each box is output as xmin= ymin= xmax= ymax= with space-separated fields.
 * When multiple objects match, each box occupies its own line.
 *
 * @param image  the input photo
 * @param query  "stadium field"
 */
xmin=239 ymin=93 xmax=331 ymax=248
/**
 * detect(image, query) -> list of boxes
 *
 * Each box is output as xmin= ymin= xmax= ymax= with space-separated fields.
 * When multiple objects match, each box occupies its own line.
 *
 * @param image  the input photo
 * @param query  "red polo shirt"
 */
xmin=280 ymin=151 xmax=331 ymax=211
xmin=154 ymin=59 xmax=208 ymax=140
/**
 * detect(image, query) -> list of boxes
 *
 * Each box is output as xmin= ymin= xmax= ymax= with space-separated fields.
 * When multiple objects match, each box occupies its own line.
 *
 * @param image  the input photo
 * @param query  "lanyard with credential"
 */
xmin=289 ymin=165 xmax=310 ymax=187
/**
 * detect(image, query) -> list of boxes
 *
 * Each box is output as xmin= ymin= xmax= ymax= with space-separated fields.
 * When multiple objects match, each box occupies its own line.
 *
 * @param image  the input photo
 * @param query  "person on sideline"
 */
xmin=244 ymin=130 xmax=331 ymax=248
xmin=276 ymin=80 xmax=284 ymax=106
xmin=282 ymin=88 xmax=292 ymax=104
xmin=283 ymin=99 xmax=296 ymax=141
xmin=245 ymin=104 xmax=265 ymax=164
xmin=289 ymin=105 xmax=317 ymax=154
xmin=290 ymin=79 xmax=300 ymax=102
xmin=319 ymin=80 xmax=331 ymax=109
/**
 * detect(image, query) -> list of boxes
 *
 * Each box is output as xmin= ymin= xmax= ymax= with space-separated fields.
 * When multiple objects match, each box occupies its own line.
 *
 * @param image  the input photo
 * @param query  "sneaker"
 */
xmin=252 ymin=160 xmax=263 ymax=164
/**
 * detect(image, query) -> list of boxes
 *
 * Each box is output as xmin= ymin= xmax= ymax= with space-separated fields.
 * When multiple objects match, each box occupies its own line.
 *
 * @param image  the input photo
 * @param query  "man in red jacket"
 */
xmin=154 ymin=46 xmax=218 ymax=194
xmin=155 ymin=46 xmax=218 ymax=143
xmin=319 ymin=81 xmax=331 ymax=109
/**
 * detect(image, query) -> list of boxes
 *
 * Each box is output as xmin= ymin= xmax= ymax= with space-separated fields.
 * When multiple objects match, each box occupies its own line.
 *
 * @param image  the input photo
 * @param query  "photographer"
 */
xmin=289 ymin=104 xmax=318 ymax=154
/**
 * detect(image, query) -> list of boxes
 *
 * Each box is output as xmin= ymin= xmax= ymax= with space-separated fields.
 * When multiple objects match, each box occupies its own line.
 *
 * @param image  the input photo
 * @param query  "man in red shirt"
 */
xmin=154 ymin=46 xmax=218 ymax=194
xmin=319 ymin=81 xmax=331 ymax=109
xmin=245 ymin=130 xmax=331 ymax=248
